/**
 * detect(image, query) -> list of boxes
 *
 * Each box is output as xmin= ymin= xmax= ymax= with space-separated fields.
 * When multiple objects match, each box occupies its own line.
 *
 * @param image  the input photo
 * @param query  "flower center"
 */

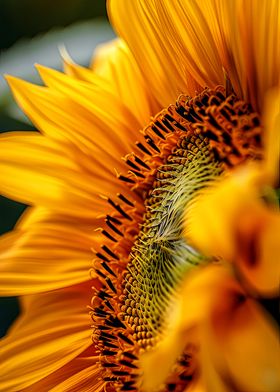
xmin=91 ymin=87 xmax=262 ymax=391
xmin=121 ymin=134 xmax=222 ymax=349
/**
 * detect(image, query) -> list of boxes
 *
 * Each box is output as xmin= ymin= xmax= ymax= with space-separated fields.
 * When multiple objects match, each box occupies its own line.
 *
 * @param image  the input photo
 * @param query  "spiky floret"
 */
xmin=90 ymin=87 xmax=262 ymax=391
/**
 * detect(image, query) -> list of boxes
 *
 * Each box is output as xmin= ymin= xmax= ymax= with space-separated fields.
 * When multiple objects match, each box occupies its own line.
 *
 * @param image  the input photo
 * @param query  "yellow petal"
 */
xmin=141 ymin=325 xmax=198 ymax=392
xmin=108 ymin=0 xmax=280 ymax=112
xmin=141 ymin=264 xmax=280 ymax=392
xmin=0 ymin=207 xmax=95 ymax=295
xmin=263 ymin=88 xmax=280 ymax=186
xmin=219 ymin=0 xmax=280 ymax=112
xmin=140 ymin=265 xmax=231 ymax=391
xmin=22 ymin=351 xmax=97 ymax=392
xmin=6 ymin=74 xmax=136 ymax=166
xmin=0 ymin=131 xmax=82 ymax=211
xmin=92 ymin=38 xmax=160 ymax=126
xmin=209 ymin=295 xmax=280 ymax=392
xmin=186 ymin=379 xmax=206 ymax=392
xmin=61 ymin=47 xmax=105 ymax=84
xmin=35 ymin=64 xmax=141 ymax=144
xmin=50 ymin=364 xmax=104 ymax=392
xmin=108 ymin=0 xmax=201 ymax=107
xmin=191 ymin=273 xmax=280 ymax=391
xmin=185 ymin=162 xmax=279 ymax=296
xmin=0 ymin=282 xmax=92 ymax=391
xmin=184 ymin=165 xmax=261 ymax=261
xmin=6 ymin=75 xmax=93 ymax=152
xmin=0 ymin=131 xmax=127 ymax=217
xmin=235 ymin=208 xmax=280 ymax=296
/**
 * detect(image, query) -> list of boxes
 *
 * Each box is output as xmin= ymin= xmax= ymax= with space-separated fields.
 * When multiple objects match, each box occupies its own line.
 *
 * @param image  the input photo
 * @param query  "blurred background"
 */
xmin=0 ymin=0 xmax=113 ymax=337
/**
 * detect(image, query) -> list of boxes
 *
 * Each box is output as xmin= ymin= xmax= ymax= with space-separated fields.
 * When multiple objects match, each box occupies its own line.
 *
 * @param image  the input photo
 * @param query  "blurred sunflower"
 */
xmin=0 ymin=1 xmax=279 ymax=392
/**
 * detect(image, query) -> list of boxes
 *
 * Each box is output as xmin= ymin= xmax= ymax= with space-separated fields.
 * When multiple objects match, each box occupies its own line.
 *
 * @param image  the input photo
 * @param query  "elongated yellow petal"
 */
xmin=35 ymin=64 xmax=141 ymax=144
xmin=64 ymin=39 xmax=160 ymax=127
xmin=0 ymin=132 xmax=83 ymax=210
xmin=0 ymin=282 xmax=92 ymax=391
xmin=0 ymin=131 xmax=129 ymax=217
xmin=218 ymin=0 xmax=280 ymax=112
xmin=0 ymin=207 xmax=96 ymax=295
xmin=109 ymin=0 xmax=280 ymax=112
xmin=92 ymin=38 xmax=160 ymax=126
xmin=154 ymin=0 xmax=224 ymax=87
xmin=108 ymin=0 xmax=201 ymax=107
xmin=6 ymin=74 xmax=137 ymax=166
xmin=22 ymin=352 xmax=97 ymax=392
xmin=50 ymin=364 xmax=104 ymax=392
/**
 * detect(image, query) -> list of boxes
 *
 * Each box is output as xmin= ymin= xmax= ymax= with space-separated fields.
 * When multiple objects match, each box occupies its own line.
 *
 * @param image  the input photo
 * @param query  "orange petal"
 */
xmin=236 ymin=207 xmax=280 ymax=297
xmin=218 ymin=0 xmax=280 ymax=112
xmin=141 ymin=265 xmax=280 ymax=391
xmin=185 ymin=163 xmax=279 ymax=297
xmin=263 ymin=88 xmax=280 ymax=186
xmin=184 ymin=165 xmax=262 ymax=261
xmin=209 ymin=294 xmax=280 ymax=392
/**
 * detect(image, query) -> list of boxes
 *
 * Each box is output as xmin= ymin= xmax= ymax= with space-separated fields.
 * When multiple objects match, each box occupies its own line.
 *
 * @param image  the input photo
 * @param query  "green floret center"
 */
xmin=121 ymin=133 xmax=223 ymax=348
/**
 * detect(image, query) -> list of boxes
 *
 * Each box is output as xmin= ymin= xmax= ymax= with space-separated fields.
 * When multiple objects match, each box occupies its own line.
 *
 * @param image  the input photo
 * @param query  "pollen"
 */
xmin=90 ymin=87 xmax=262 ymax=391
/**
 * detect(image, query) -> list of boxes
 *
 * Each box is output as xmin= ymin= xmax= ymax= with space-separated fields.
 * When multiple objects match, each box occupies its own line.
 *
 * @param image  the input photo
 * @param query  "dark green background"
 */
xmin=0 ymin=0 xmax=107 ymax=337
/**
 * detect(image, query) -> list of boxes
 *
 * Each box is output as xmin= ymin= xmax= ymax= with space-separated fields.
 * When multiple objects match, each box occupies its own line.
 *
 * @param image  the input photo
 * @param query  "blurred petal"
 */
xmin=263 ymin=88 xmax=280 ymax=186
xmin=185 ymin=163 xmax=280 ymax=296
xmin=209 ymin=288 xmax=280 ymax=392
xmin=186 ymin=379 xmax=207 ymax=392
xmin=235 ymin=207 xmax=280 ymax=297
xmin=140 ymin=266 xmax=230 ymax=391
xmin=141 ymin=325 xmax=197 ymax=392
xmin=184 ymin=166 xmax=262 ymax=261
xmin=141 ymin=265 xmax=280 ymax=391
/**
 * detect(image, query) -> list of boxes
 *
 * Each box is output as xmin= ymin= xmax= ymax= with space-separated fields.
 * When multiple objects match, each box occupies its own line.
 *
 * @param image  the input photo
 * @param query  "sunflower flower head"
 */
xmin=0 ymin=1 xmax=279 ymax=392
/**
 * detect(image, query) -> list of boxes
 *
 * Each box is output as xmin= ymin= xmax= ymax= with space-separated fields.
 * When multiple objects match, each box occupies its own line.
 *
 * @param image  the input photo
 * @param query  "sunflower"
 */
xmin=0 ymin=1 xmax=279 ymax=392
